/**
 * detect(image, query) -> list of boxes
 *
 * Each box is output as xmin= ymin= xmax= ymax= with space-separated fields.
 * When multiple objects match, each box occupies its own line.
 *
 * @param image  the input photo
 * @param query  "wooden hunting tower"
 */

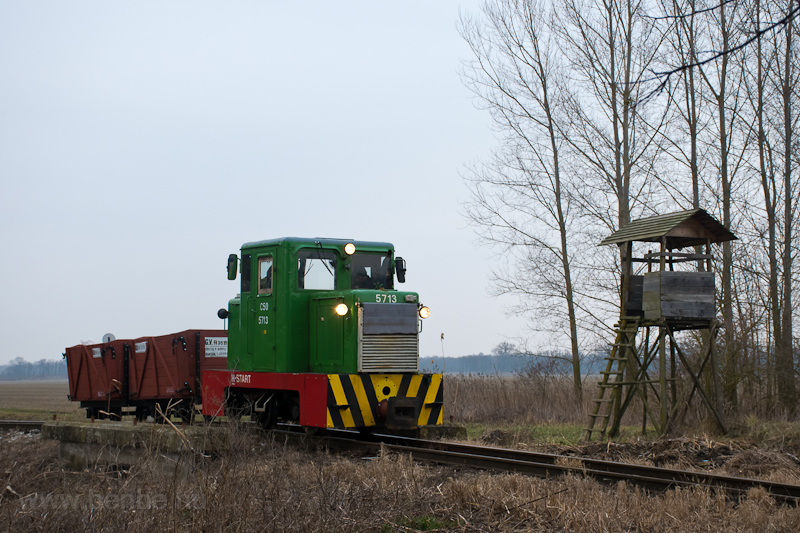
xmin=585 ymin=209 xmax=736 ymax=440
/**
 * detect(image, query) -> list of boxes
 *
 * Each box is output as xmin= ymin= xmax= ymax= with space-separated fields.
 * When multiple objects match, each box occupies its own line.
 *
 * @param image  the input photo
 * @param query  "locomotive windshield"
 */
xmin=298 ymin=249 xmax=337 ymax=290
xmin=350 ymin=252 xmax=393 ymax=290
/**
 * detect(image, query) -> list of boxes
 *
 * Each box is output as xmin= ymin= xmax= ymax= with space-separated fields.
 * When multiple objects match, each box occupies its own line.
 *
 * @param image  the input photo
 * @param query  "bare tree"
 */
xmin=556 ymin=0 xmax=669 ymax=228
xmin=774 ymin=0 xmax=798 ymax=412
xmin=741 ymin=0 xmax=780 ymax=409
xmin=745 ymin=0 xmax=800 ymax=411
xmin=707 ymin=0 xmax=799 ymax=412
xmin=656 ymin=0 xmax=709 ymax=213
xmin=555 ymin=0 xmax=671 ymax=333
xmin=689 ymin=0 xmax=750 ymax=407
xmin=460 ymin=0 xmax=585 ymax=399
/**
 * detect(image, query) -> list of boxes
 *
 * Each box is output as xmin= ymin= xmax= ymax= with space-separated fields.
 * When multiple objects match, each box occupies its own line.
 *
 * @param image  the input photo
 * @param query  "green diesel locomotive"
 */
xmin=202 ymin=237 xmax=442 ymax=431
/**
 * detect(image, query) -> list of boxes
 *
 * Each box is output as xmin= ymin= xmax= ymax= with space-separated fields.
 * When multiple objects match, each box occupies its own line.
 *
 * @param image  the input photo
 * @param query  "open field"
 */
xmin=0 ymin=381 xmax=82 ymax=421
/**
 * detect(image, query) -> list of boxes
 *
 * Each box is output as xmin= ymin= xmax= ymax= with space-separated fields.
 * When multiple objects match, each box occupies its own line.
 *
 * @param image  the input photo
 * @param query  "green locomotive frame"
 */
xmin=203 ymin=237 xmax=441 ymax=430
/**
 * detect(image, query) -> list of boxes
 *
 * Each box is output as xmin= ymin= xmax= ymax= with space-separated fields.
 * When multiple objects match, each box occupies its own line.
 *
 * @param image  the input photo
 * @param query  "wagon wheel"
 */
xmin=154 ymin=403 xmax=171 ymax=424
xmin=178 ymin=408 xmax=192 ymax=424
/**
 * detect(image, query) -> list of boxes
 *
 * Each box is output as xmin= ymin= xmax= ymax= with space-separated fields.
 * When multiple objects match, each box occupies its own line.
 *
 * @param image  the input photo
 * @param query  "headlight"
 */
xmin=335 ymin=303 xmax=349 ymax=316
xmin=344 ymin=243 xmax=356 ymax=255
xmin=418 ymin=306 xmax=430 ymax=319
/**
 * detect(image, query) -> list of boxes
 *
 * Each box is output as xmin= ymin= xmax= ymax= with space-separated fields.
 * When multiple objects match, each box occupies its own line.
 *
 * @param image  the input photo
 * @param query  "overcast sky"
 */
xmin=0 ymin=1 xmax=531 ymax=366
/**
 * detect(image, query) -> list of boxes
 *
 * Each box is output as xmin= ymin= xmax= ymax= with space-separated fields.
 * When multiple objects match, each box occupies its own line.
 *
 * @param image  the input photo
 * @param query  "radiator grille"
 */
xmin=359 ymin=334 xmax=419 ymax=372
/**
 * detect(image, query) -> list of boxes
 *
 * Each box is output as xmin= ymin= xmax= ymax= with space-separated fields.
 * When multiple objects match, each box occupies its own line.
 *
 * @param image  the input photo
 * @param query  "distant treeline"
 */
xmin=420 ymin=349 xmax=608 ymax=376
xmin=420 ymin=354 xmax=526 ymax=374
xmin=0 ymin=357 xmax=67 ymax=381
xmin=0 ymin=348 xmax=609 ymax=380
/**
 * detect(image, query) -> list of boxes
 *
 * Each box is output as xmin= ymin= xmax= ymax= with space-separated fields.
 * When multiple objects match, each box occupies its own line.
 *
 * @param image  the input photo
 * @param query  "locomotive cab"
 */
xmin=203 ymin=237 xmax=442 ymax=432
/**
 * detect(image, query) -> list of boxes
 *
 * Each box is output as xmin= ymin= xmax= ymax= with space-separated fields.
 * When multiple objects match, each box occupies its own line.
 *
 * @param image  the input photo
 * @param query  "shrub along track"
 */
xmin=275 ymin=424 xmax=800 ymax=504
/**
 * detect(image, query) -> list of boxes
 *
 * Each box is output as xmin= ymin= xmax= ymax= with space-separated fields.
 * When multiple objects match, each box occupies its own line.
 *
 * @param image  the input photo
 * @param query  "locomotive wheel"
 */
xmin=256 ymin=402 xmax=278 ymax=429
xmin=256 ymin=401 xmax=277 ymax=430
xmin=225 ymin=407 xmax=244 ymax=422
xmin=304 ymin=426 xmax=325 ymax=436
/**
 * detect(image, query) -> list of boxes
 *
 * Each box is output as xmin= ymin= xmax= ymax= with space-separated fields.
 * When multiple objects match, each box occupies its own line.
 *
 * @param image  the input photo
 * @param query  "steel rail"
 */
xmin=376 ymin=432 xmax=800 ymax=501
xmin=275 ymin=425 xmax=800 ymax=502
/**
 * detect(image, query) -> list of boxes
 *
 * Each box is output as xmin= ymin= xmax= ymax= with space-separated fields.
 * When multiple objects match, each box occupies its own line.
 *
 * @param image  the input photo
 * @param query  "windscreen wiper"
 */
xmin=314 ymin=241 xmax=334 ymax=276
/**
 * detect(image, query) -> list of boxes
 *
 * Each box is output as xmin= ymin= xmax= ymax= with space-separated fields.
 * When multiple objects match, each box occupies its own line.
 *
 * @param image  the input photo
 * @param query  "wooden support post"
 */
xmin=668 ymin=327 xmax=727 ymax=434
xmin=670 ymin=337 xmax=677 ymax=409
xmin=659 ymin=326 xmax=667 ymax=430
xmin=643 ymin=325 xmax=651 ymax=434
xmin=708 ymin=321 xmax=725 ymax=423
xmin=611 ymin=331 xmax=662 ymax=436
xmin=611 ymin=333 xmax=625 ymax=437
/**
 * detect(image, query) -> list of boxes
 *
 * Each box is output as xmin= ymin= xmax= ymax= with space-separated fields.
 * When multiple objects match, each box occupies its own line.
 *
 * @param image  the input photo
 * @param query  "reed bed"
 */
xmin=444 ymin=374 xmax=590 ymax=425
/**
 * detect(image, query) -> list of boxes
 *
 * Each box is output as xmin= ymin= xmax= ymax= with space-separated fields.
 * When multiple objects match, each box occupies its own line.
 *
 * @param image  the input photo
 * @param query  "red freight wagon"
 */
xmin=64 ymin=339 xmax=127 ymax=409
xmin=65 ymin=329 xmax=227 ymax=421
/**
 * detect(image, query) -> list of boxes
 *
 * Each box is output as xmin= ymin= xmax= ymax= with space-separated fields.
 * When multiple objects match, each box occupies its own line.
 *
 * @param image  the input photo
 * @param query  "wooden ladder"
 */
xmin=584 ymin=318 xmax=640 ymax=441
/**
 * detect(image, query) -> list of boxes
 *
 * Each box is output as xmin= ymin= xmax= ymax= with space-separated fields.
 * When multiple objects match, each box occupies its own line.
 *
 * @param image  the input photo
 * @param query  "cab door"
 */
xmin=253 ymin=254 xmax=277 ymax=371
xmin=235 ymin=253 xmax=254 ymax=371
xmin=310 ymin=297 xmax=346 ymax=372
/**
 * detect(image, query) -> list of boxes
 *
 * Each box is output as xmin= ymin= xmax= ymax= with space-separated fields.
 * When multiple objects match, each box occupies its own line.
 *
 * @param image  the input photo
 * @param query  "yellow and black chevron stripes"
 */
xmin=326 ymin=373 xmax=443 ymax=428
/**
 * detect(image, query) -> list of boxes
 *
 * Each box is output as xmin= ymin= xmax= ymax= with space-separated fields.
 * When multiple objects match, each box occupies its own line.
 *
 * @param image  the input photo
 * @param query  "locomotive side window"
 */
xmin=298 ymin=249 xmax=336 ymax=290
xmin=351 ymin=252 xmax=393 ymax=290
xmin=258 ymin=256 xmax=273 ymax=295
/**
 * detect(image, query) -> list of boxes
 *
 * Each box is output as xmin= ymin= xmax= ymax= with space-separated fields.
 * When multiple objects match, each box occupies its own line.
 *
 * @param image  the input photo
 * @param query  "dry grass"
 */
xmin=444 ymin=374 xmax=589 ymax=424
xmin=443 ymin=374 xmax=624 ymax=446
xmin=2 ymin=426 xmax=800 ymax=532
xmin=3 ymin=377 xmax=800 ymax=530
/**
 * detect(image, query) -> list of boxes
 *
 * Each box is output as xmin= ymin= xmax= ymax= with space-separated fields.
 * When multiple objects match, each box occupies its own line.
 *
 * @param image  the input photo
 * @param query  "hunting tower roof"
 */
xmin=599 ymin=208 xmax=737 ymax=249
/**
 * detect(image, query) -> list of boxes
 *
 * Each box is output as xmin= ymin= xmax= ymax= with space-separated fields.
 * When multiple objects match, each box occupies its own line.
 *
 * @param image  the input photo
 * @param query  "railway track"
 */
xmin=275 ymin=424 xmax=800 ymax=503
